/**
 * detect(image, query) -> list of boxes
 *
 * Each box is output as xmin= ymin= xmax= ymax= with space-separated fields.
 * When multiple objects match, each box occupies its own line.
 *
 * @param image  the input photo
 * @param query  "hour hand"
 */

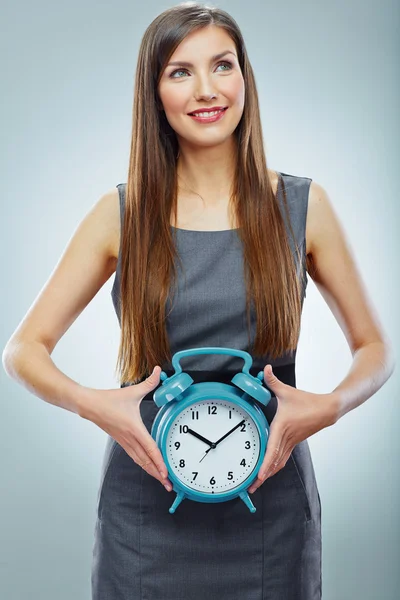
xmin=186 ymin=428 xmax=214 ymax=447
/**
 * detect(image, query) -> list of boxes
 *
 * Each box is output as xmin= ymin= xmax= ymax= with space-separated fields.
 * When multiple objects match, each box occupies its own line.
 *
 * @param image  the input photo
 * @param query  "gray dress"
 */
xmin=91 ymin=172 xmax=322 ymax=599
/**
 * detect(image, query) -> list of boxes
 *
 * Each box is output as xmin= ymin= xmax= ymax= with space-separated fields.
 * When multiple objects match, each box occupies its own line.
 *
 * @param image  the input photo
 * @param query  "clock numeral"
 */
xmin=229 ymin=410 xmax=232 ymax=419
xmin=191 ymin=410 xmax=199 ymax=420
xmin=227 ymin=471 xmax=233 ymax=480
xmin=179 ymin=425 xmax=189 ymax=434
xmin=210 ymin=476 xmax=216 ymax=485
xmin=179 ymin=459 xmax=185 ymax=468
xmin=174 ymin=441 xmax=181 ymax=450
xmin=245 ymin=441 xmax=251 ymax=449
xmin=240 ymin=458 xmax=246 ymax=467
xmin=240 ymin=422 xmax=247 ymax=432
xmin=208 ymin=405 xmax=217 ymax=415
xmin=192 ymin=472 xmax=198 ymax=480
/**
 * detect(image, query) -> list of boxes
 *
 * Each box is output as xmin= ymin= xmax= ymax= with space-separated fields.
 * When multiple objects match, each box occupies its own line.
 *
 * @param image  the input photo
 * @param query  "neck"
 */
xmin=176 ymin=137 xmax=237 ymax=207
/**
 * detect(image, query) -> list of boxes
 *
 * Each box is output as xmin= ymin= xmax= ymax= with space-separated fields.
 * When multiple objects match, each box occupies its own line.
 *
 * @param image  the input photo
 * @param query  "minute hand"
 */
xmin=213 ymin=419 xmax=246 ymax=448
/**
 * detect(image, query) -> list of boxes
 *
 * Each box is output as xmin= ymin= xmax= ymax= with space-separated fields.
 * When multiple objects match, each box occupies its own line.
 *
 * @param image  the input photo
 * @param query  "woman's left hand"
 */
xmin=247 ymin=364 xmax=336 ymax=494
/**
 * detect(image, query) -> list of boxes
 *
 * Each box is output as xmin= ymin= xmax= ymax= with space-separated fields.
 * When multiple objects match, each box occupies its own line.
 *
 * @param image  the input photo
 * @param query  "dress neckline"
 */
xmin=170 ymin=225 xmax=238 ymax=233
xmin=170 ymin=171 xmax=282 ymax=233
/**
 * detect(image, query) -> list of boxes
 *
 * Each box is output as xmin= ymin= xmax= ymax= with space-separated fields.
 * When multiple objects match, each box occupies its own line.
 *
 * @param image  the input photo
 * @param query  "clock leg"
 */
xmin=238 ymin=491 xmax=257 ymax=513
xmin=168 ymin=490 xmax=186 ymax=514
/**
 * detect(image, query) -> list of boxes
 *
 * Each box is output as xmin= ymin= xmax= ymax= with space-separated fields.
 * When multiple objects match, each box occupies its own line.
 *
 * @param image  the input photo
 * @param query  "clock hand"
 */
xmin=213 ymin=419 xmax=246 ymax=448
xmin=192 ymin=430 xmax=215 ymax=463
xmin=198 ymin=419 xmax=246 ymax=463
xmin=199 ymin=446 xmax=213 ymax=463
xmin=186 ymin=428 xmax=214 ymax=448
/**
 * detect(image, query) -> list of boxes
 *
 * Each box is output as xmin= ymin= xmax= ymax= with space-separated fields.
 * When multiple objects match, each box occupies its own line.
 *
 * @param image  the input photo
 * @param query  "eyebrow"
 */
xmin=166 ymin=50 xmax=237 ymax=68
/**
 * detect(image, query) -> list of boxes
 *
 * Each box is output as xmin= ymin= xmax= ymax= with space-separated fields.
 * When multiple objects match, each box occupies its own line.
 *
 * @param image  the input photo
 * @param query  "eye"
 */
xmin=216 ymin=60 xmax=233 ymax=72
xmin=169 ymin=68 xmax=188 ymax=79
xmin=169 ymin=60 xmax=233 ymax=79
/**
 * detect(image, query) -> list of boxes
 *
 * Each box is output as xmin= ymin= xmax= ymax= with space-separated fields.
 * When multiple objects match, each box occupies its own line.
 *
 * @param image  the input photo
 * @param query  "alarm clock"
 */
xmin=151 ymin=347 xmax=272 ymax=514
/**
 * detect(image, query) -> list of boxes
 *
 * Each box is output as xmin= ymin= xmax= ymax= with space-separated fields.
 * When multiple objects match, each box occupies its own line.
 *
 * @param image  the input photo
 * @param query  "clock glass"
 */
xmin=165 ymin=398 xmax=261 ymax=494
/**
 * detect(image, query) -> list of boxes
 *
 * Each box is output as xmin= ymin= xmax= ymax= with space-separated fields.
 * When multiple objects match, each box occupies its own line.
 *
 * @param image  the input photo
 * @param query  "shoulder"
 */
xmin=267 ymin=168 xmax=280 ymax=193
xmin=305 ymin=179 xmax=342 ymax=258
xmin=91 ymin=186 xmax=121 ymax=261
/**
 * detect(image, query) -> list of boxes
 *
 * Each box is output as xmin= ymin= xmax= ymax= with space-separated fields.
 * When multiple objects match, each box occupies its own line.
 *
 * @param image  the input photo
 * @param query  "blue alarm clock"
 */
xmin=151 ymin=347 xmax=272 ymax=514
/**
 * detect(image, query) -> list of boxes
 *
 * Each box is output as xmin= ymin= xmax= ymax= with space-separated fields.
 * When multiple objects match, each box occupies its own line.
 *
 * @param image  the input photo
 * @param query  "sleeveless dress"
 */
xmin=91 ymin=172 xmax=322 ymax=599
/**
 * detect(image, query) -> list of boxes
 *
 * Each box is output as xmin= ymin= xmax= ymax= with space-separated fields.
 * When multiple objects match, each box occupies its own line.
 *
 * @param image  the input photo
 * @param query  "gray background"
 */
xmin=1 ymin=0 xmax=399 ymax=598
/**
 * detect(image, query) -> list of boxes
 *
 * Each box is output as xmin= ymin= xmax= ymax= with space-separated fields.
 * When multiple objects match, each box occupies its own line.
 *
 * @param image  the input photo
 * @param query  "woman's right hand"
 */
xmin=86 ymin=366 xmax=173 ymax=491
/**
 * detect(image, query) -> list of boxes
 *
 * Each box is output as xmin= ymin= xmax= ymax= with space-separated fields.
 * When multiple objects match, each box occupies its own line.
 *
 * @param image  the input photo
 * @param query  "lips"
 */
xmin=188 ymin=107 xmax=228 ymax=116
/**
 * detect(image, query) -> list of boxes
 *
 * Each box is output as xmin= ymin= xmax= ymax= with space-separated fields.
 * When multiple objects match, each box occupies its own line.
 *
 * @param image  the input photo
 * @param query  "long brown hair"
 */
xmin=115 ymin=2 xmax=303 ymax=385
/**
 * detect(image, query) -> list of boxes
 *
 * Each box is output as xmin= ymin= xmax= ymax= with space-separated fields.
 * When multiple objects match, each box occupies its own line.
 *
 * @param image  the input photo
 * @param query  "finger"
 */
xmin=248 ymin=449 xmax=291 ymax=494
xmin=143 ymin=440 xmax=170 ymax=480
xmin=266 ymin=450 xmax=290 ymax=478
xmin=132 ymin=412 xmax=169 ymax=479
xmin=138 ymin=433 xmax=169 ymax=480
xmin=261 ymin=439 xmax=293 ymax=479
xmin=247 ymin=475 xmax=265 ymax=494
xmin=138 ymin=455 xmax=173 ymax=489
xmin=140 ymin=365 xmax=161 ymax=392
xmin=129 ymin=442 xmax=173 ymax=489
xmin=260 ymin=425 xmax=284 ymax=479
xmin=247 ymin=427 xmax=283 ymax=494
xmin=263 ymin=364 xmax=286 ymax=394
xmin=128 ymin=418 xmax=170 ymax=480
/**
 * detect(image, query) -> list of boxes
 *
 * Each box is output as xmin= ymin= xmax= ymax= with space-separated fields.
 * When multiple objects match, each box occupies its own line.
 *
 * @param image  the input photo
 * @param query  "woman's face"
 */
xmin=157 ymin=26 xmax=245 ymax=149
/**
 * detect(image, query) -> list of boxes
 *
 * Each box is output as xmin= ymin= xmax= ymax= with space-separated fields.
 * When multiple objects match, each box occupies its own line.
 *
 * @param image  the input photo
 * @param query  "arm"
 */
xmin=305 ymin=181 xmax=395 ymax=423
xmin=2 ymin=187 xmax=121 ymax=418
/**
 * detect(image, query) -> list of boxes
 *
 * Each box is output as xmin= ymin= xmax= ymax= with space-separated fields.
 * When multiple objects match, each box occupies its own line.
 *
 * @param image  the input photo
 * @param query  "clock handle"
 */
xmin=168 ymin=347 xmax=257 ymax=377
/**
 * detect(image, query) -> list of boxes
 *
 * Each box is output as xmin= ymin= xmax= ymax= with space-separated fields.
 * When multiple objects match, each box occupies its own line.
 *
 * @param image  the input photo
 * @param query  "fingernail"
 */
xmin=164 ymin=483 xmax=172 ymax=492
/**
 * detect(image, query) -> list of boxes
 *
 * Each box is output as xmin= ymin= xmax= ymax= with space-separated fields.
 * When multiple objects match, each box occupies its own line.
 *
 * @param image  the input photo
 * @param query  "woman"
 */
xmin=2 ymin=3 xmax=394 ymax=599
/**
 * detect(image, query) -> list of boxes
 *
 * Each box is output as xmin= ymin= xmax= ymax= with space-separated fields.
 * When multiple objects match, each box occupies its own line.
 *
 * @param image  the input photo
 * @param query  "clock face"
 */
xmin=165 ymin=398 xmax=261 ymax=494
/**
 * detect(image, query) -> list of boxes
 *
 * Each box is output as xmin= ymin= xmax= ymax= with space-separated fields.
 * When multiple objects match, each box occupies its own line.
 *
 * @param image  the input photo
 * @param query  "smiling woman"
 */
xmin=157 ymin=28 xmax=245 ymax=155
xmin=2 ymin=2 xmax=394 ymax=600
xmin=91 ymin=8 xmax=327 ymax=599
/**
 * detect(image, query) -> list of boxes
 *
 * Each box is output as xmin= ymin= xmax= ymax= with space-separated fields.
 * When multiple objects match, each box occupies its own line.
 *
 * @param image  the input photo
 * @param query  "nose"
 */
xmin=195 ymin=90 xmax=217 ymax=103
xmin=194 ymin=74 xmax=217 ymax=102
